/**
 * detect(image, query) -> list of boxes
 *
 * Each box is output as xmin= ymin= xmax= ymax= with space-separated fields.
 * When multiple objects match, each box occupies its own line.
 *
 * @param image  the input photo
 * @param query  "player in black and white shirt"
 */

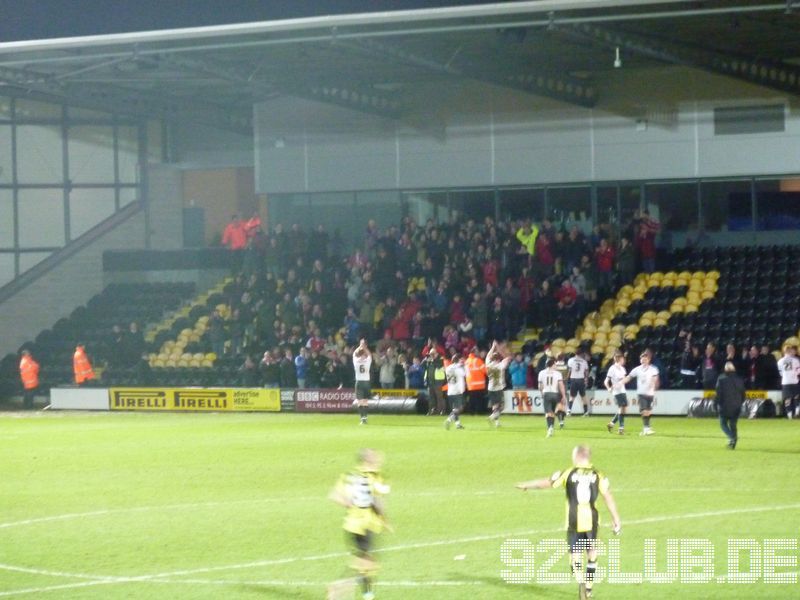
xmin=777 ymin=345 xmax=800 ymax=418
xmin=567 ymin=350 xmax=590 ymax=417
xmin=623 ymin=350 xmax=659 ymax=436
xmin=485 ymin=341 xmax=511 ymax=428
xmin=353 ymin=339 xmax=373 ymax=425
xmin=538 ymin=358 xmax=566 ymax=438
xmin=605 ymin=352 xmax=628 ymax=435
xmin=444 ymin=354 xmax=467 ymax=430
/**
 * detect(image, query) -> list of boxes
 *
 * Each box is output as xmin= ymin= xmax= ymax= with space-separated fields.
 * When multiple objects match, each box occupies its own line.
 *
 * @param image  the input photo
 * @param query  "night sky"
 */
xmin=0 ymin=0 xmax=510 ymax=42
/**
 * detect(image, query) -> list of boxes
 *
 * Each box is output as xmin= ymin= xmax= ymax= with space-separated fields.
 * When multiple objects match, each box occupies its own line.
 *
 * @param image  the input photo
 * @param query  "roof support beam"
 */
xmin=0 ymin=64 xmax=252 ymax=134
xmin=343 ymin=37 xmax=597 ymax=108
xmin=161 ymin=55 xmax=402 ymax=120
xmin=566 ymin=23 xmax=800 ymax=96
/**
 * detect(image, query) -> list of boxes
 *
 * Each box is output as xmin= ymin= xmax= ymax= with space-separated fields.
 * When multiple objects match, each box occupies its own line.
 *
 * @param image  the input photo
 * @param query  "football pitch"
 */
xmin=0 ymin=411 xmax=798 ymax=599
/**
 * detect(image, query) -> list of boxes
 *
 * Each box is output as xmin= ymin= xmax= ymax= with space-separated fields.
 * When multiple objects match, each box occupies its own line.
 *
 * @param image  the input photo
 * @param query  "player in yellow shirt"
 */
xmin=517 ymin=445 xmax=621 ymax=599
xmin=328 ymin=449 xmax=391 ymax=600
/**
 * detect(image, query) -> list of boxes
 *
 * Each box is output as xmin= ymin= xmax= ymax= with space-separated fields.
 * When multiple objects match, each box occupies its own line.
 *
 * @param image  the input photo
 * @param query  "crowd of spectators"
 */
xmin=211 ymin=209 xmax=663 ymax=390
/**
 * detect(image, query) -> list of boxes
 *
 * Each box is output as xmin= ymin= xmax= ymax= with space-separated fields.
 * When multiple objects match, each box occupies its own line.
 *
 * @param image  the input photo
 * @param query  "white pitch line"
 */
xmin=1 ymin=502 xmax=799 ymax=598
xmin=148 ymin=577 xmax=482 ymax=587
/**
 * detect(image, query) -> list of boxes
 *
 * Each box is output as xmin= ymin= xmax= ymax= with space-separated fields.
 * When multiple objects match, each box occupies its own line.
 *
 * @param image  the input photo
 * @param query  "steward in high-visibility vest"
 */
xmin=19 ymin=350 xmax=40 ymax=410
xmin=73 ymin=344 xmax=95 ymax=385
xmin=465 ymin=349 xmax=487 ymax=414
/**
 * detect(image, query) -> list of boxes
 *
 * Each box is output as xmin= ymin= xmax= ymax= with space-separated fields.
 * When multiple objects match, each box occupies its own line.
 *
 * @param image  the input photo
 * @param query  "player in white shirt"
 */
xmin=444 ymin=354 xmax=467 ymax=430
xmin=623 ymin=350 xmax=659 ymax=436
xmin=567 ymin=350 xmax=590 ymax=417
xmin=353 ymin=339 xmax=373 ymax=425
xmin=538 ymin=358 xmax=566 ymax=438
xmin=604 ymin=352 xmax=628 ymax=435
xmin=776 ymin=345 xmax=800 ymax=418
xmin=485 ymin=341 xmax=512 ymax=428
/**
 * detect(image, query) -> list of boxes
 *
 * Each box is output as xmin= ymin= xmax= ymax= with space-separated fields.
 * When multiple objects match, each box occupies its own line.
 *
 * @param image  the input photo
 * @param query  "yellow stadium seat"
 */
xmin=625 ymin=324 xmax=640 ymax=334
xmin=654 ymin=318 xmax=668 ymax=328
xmin=165 ymin=358 xmax=178 ymax=368
xmin=678 ymin=271 xmax=692 ymax=279
xmin=591 ymin=344 xmax=603 ymax=355
xmin=670 ymin=303 xmax=685 ymax=313
xmin=684 ymin=303 xmax=699 ymax=313
xmin=177 ymin=359 xmax=190 ymax=368
xmin=708 ymin=271 xmax=720 ymax=280
xmin=701 ymin=290 xmax=714 ymax=300
xmin=620 ymin=285 xmax=634 ymax=296
xmin=553 ymin=338 xmax=566 ymax=347
xmin=639 ymin=317 xmax=653 ymax=327
xmin=623 ymin=332 xmax=636 ymax=341
xmin=153 ymin=359 xmax=166 ymax=368
xmin=631 ymin=291 xmax=644 ymax=301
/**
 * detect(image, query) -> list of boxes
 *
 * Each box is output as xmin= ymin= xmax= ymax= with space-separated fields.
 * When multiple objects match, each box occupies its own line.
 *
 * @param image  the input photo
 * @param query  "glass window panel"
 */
xmin=0 ymin=252 xmax=14 ymax=286
xmin=68 ymin=125 xmax=115 ymax=184
xmin=0 ymin=125 xmax=11 ymax=184
xmin=756 ymin=178 xmax=800 ymax=230
xmin=69 ymin=188 xmax=116 ymax=239
xmin=596 ymin=186 xmax=618 ymax=226
xmin=67 ymin=106 xmax=111 ymax=120
xmin=18 ymin=188 xmax=65 ymax=247
xmin=0 ymin=190 xmax=13 ymax=248
xmin=403 ymin=191 xmax=447 ymax=226
xmin=498 ymin=188 xmax=545 ymax=222
xmin=700 ymin=180 xmax=752 ymax=232
xmin=119 ymin=186 xmax=139 ymax=207
xmin=547 ymin=186 xmax=591 ymax=233
xmin=267 ymin=193 xmax=308 ymax=231
xmin=15 ymin=98 xmax=62 ymax=120
xmin=118 ymin=126 xmax=140 ymax=183
xmin=304 ymin=192 xmax=357 ymax=252
xmin=645 ymin=182 xmax=698 ymax=232
xmin=355 ymin=190 xmax=401 ymax=238
xmin=147 ymin=120 xmax=162 ymax=163
xmin=448 ymin=190 xmax=495 ymax=224
xmin=0 ymin=97 xmax=11 ymax=120
xmin=18 ymin=251 xmax=53 ymax=273
xmin=16 ymin=125 xmax=63 ymax=184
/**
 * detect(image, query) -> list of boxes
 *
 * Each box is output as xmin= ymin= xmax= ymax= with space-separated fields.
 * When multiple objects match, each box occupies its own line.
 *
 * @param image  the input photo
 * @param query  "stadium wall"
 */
xmin=0 ymin=209 xmax=145 ymax=356
xmin=254 ymin=69 xmax=800 ymax=194
xmin=0 ymin=164 xmax=184 ymax=356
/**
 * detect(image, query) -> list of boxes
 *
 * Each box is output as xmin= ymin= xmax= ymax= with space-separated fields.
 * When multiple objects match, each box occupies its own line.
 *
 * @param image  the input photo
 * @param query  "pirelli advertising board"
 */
xmin=109 ymin=388 xmax=280 ymax=412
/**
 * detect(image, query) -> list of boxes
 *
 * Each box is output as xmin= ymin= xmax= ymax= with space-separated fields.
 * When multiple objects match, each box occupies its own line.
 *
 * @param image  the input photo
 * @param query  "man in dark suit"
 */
xmin=715 ymin=362 xmax=745 ymax=450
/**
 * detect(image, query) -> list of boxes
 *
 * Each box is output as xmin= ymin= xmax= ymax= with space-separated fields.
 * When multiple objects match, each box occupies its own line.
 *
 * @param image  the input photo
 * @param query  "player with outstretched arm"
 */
xmin=516 ymin=445 xmax=621 ymax=600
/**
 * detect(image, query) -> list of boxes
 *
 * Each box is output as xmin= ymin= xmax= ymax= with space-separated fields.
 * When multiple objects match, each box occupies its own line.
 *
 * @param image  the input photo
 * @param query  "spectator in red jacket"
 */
xmin=594 ymin=238 xmax=615 ymax=295
xmin=222 ymin=214 xmax=248 ymax=250
xmin=634 ymin=211 xmax=659 ymax=273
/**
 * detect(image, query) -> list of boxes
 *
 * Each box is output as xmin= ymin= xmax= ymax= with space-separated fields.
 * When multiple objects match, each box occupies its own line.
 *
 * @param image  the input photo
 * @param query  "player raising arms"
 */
xmin=567 ymin=349 xmax=590 ymax=417
xmin=353 ymin=339 xmax=373 ymax=425
xmin=605 ymin=352 xmax=628 ymax=434
xmin=328 ymin=449 xmax=391 ymax=600
xmin=539 ymin=357 xmax=566 ymax=437
xmin=516 ymin=445 xmax=621 ymax=600
xmin=444 ymin=353 xmax=467 ymax=430
xmin=486 ymin=341 xmax=512 ymax=427
xmin=623 ymin=349 xmax=659 ymax=436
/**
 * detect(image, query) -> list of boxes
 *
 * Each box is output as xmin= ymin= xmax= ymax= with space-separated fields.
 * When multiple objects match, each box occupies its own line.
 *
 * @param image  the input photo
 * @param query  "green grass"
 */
xmin=0 ymin=411 xmax=798 ymax=599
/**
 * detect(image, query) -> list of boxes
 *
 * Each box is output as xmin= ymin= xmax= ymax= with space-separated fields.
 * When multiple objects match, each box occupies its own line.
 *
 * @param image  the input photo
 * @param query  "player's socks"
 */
xmin=610 ymin=413 xmax=619 ymax=424
xmin=557 ymin=410 xmax=566 ymax=427
xmin=586 ymin=561 xmax=597 ymax=592
xmin=643 ymin=415 xmax=651 ymax=428
xmin=567 ymin=399 xmax=574 ymax=413
xmin=619 ymin=414 xmax=625 ymax=428
xmin=546 ymin=416 xmax=554 ymax=429
xmin=571 ymin=559 xmax=583 ymax=583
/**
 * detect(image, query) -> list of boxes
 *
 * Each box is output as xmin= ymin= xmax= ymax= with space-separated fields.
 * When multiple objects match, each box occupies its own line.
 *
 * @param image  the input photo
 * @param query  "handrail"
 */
xmin=0 ymin=201 xmax=143 ymax=305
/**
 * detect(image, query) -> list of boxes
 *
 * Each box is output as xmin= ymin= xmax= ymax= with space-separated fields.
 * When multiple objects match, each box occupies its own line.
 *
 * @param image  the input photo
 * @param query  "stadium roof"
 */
xmin=0 ymin=0 xmax=798 ymax=134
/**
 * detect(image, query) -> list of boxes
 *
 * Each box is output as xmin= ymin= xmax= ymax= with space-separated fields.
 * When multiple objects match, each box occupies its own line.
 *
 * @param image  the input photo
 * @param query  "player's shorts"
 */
xmin=488 ymin=390 xmax=504 ymax=407
xmin=569 ymin=380 xmax=586 ymax=397
xmin=350 ymin=531 xmax=373 ymax=556
xmin=781 ymin=384 xmax=799 ymax=401
xmin=355 ymin=381 xmax=371 ymax=400
xmin=449 ymin=394 xmax=464 ymax=410
xmin=638 ymin=394 xmax=654 ymax=411
xmin=614 ymin=393 xmax=628 ymax=407
xmin=543 ymin=392 xmax=561 ymax=413
xmin=568 ymin=529 xmax=598 ymax=553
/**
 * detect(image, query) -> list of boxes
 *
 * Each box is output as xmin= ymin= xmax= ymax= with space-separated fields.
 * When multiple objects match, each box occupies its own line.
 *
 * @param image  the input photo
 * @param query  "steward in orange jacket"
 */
xmin=465 ymin=349 xmax=487 ymax=414
xmin=73 ymin=344 xmax=95 ymax=385
xmin=19 ymin=350 xmax=40 ymax=409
